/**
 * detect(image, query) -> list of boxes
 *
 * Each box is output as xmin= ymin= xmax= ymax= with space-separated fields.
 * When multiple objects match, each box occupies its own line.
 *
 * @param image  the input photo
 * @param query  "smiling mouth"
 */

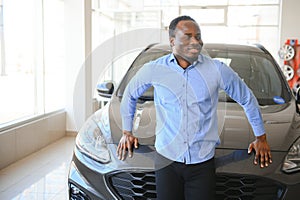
xmin=189 ymin=48 xmax=200 ymax=54
xmin=188 ymin=45 xmax=201 ymax=53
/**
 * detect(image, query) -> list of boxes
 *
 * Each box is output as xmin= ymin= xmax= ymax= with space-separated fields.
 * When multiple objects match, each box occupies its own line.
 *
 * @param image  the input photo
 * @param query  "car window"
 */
xmin=117 ymin=46 xmax=170 ymax=98
xmin=211 ymin=51 xmax=290 ymax=105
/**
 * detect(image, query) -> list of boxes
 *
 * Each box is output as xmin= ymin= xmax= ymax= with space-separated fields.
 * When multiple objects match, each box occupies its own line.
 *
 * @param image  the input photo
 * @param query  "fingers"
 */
xmin=134 ymin=138 xmax=139 ymax=149
xmin=122 ymin=144 xmax=127 ymax=160
xmin=260 ymin=152 xmax=265 ymax=168
xmin=248 ymin=143 xmax=259 ymax=166
xmin=268 ymin=151 xmax=272 ymax=163
xmin=255 ymin=150 xmax=272 ymax=168
xmin=116 ymin=143 xmax=121 ymax=158
xmin=127 ymin=139 xmax=133 ymax=158
xmin=116 ymin=142 xmax=126 ymax=160
xmin=254 ymin=152 xmax=258 ymax=165
xmin=116 ymin=135 xmax=139 ymax=161
xmin=264 ymin=153 xmax=269 ymax=167
xmin=117 ymin=142 xmax=128 ymax=161
xmin=248 ymin=143 xmax=253 ymax=154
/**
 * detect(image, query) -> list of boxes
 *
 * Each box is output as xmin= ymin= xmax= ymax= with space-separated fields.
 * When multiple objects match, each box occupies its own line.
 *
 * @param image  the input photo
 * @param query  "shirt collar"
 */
xmin=169 ymin=53 xmax=204 ymax=67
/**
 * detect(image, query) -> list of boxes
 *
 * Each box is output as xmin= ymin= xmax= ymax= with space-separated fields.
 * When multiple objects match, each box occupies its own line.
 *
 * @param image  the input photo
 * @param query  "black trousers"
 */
xmin=155 ymin=157 xmax=216 ymax=200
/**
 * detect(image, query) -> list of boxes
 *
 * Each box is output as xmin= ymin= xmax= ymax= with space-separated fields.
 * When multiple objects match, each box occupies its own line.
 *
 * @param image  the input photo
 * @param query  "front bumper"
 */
xmin=68 ymin=155 xmax=116 ymax=200
xmin=68 ymin=148 xmax=300 ymax=200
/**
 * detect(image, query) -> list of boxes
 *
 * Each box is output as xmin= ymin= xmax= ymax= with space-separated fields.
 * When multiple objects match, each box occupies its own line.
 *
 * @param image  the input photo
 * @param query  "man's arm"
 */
xmin=217 ymin=61 xmax=272 ymax=167
xmin=118 ymin=64 xmax=152 ymax=160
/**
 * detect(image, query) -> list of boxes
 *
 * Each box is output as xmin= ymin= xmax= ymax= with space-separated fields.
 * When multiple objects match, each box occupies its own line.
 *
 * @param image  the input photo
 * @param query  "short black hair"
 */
xmin=168 ymin=15 xmax=196 ymax=38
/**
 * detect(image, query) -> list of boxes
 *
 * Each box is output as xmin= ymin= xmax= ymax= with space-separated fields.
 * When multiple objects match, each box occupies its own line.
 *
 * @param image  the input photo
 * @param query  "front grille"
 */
xmin=106 ymin=172 xmax=286 ymax=200
xmin=107 ymin=171 xmax=156 ymax=200
xmin=216 ymin=174 xmax=286 ymax=200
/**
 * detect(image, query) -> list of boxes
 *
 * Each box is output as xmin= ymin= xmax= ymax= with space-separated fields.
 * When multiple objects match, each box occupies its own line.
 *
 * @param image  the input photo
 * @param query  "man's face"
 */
xmin=170 ymin=20 xmax=203 ymax=64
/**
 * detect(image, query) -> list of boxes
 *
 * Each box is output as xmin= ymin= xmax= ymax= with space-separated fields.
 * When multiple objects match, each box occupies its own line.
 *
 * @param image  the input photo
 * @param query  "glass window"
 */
xmin=228 ymin=5 xmax=279 ymax=26
xmin=179 ymin=0 xmax=228 ymax=6
xmin=43 ymin=0 xmax=65 ymax=113
xmin=181 ymin=4 xmax=280 ymax=59
xmin=228 ymin=0 xmax=279 ymax=5
xmin=113 ymin=11 xmax=162 ymax=34
xmin=92 ymin=12 xmax=114 ymax=51
xmin=96 ymin=50 xmax=140 ymax=84
xmin=0 ymin=0 xmax=65 ymax=127
xmin=144 ymin=0 xmax=175 ymax=6
xmin=181 ymin=7 xmax=226 ymax=25
xmin=0 ymin=0 xmax=40 ymax=125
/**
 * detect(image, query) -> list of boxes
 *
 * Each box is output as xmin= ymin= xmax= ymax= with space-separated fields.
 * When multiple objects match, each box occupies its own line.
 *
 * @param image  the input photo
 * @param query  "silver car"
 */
xmin=68 ymin=43 xmax=300 ymax=200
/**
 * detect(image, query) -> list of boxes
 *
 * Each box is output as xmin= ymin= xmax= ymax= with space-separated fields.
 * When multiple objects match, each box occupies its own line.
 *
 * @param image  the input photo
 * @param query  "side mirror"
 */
xmin=296 ymin=87 xmax=300 ymax=103
xmin=296 ymin=87 xmax=300 ymax=114
xmin=97 ymin=81 xmax=114 ymax=98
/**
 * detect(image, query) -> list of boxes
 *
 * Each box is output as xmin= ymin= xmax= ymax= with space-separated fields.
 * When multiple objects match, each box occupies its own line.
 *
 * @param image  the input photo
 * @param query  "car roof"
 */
xmin=148 ymin=43 xmax=266 ymax=54
xmin=204 ymin=43 xmax=266 ymax=54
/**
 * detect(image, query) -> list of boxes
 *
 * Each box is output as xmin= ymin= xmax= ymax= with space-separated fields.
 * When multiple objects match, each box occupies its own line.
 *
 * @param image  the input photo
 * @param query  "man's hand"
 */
xmin=117 ymin=130 xmax=139 ymax=160
xmin=248 ymin=134 xmax=272 ymax=168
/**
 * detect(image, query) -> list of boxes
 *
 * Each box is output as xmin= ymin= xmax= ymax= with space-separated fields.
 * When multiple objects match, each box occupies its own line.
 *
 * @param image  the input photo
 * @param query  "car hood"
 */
xmin=106 ymin=96 xmax=300 ymax=152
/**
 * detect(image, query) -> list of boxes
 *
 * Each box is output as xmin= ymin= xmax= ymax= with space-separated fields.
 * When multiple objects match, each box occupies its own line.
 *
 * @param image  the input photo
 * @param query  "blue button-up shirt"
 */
xmin=121 ymin=53 xmax=265 ymax=164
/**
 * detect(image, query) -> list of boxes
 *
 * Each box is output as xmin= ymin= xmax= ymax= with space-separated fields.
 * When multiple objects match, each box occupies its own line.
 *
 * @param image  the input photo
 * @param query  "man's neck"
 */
xmin=174 ymin=54 xmax=192 ymax=69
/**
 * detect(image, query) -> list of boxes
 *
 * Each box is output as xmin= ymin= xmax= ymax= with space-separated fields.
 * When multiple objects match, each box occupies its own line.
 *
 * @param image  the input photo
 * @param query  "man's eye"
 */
xmin=183 ymin=35 xmax=191 ymax=40
xmin=184 ymin=35 xmax=201 ymax=41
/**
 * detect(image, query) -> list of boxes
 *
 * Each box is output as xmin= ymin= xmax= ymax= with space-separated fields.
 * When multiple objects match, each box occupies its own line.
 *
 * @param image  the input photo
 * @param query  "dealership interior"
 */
xmin=1 ymin=0 xmax=300 ymax=199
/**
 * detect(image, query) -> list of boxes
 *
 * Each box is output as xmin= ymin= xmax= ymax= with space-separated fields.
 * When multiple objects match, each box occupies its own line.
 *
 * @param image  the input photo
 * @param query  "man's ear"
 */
xmin=170 ymin=37 xmax=175 ymax=47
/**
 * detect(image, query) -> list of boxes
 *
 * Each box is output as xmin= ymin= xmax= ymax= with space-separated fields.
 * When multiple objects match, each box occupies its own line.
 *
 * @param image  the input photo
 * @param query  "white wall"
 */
xmin=280 ymin=0 xmax=300 ymax=46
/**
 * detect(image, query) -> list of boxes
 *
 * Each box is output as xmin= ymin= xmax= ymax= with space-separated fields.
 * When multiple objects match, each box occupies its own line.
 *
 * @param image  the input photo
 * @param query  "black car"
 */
xmin=68 ymin=43 xmax=300 ymax=200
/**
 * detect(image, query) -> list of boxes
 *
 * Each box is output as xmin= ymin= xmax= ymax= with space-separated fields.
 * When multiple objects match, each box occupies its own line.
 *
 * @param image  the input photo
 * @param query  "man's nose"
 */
xmin=190 ymin=36 xmax=201 ymax=44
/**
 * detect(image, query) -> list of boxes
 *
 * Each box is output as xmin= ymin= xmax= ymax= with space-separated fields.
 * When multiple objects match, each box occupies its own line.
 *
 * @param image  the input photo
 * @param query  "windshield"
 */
xmin=117 ymin=44 xmax=291 ymax=105
xmin=117 ymin=45 xmax=171 ymax=99
xmin=209 ymin=50 xmax=291 ymax=105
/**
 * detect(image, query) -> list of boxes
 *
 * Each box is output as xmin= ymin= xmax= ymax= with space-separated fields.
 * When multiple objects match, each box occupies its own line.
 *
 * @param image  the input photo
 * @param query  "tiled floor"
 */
xmin=0 ymin=136 xmax=76 ymax=200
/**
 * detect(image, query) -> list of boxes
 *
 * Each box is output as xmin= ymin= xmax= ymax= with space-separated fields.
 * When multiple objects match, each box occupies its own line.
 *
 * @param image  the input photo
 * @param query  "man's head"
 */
xmin=168 ymin=16 xmax=203 ymax=66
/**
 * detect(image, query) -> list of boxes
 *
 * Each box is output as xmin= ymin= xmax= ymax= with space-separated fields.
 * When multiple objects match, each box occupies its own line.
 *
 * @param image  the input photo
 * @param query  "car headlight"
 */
xmin=76 ymin=115 xmax=111 ymax=163
xmin=282 ymin=137 xmax=300 ymax=173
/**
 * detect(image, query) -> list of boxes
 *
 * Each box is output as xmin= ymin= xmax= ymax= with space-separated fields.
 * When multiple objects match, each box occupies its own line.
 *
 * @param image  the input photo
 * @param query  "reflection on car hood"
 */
xmin=106 ymin=96 xmax=300 ymax=152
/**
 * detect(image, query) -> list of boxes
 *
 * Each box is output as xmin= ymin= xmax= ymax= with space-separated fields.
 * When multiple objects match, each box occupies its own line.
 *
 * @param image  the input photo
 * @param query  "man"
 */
xmin=117 ymin=15 xmax=272 ymax=200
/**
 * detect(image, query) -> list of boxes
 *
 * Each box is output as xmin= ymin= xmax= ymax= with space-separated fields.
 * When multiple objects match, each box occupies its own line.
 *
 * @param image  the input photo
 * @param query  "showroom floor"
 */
xmin=0 ymin=136 xmax=76 ymax=200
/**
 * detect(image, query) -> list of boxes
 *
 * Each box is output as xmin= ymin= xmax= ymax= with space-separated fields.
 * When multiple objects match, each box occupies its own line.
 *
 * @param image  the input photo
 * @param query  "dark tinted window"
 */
xmin=209 ymin=51 xmax=291 ymax=105
xmin=117 ymin=46 xmax=170 ymax=99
